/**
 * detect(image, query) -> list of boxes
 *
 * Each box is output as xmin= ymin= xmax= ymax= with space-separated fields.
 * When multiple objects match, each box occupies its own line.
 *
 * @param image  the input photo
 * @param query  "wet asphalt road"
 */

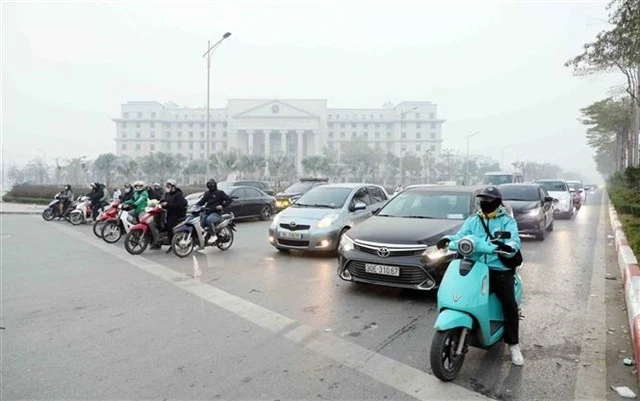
xmin=1 ymin=191 xmax=618 ymax=400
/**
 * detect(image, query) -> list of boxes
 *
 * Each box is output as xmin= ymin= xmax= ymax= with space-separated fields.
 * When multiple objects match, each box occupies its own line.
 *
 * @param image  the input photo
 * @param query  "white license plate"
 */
xmin=279 ymin=231 xmax=302 ymax=240
xmin=364 ymin=263 xmax=400 ymax=277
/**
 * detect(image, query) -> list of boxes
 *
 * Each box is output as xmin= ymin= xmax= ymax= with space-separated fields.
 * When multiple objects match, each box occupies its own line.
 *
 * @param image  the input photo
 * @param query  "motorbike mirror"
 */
xmin=493 ymin=231 xmax=511 ymax=239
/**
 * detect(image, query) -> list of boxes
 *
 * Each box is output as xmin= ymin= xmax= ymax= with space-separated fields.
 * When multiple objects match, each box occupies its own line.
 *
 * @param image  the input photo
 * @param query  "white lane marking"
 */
xmin=573 ymin=199 xmax=607 ymax=400
xmin=50 ymin=222 xmax=488 ymax=400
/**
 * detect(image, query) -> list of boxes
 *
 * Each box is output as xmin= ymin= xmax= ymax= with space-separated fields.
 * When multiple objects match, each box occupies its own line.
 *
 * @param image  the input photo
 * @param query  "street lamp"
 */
xmin=464 ymin=132 xmax=480 ymax=185
xmin=203 ymin=32 xmax=232 ymax=180
xmin=398 ymin=106 xmax=419 ymax=186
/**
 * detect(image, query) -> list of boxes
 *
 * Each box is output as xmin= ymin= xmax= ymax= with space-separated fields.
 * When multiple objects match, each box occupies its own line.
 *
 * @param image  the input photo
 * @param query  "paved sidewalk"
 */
xmin=0 ymin=202 xmax=43 ymax=215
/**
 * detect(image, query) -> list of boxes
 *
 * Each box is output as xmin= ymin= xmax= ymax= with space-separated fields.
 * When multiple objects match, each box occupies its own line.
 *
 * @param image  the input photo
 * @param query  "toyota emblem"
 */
xmin=290 ymin=221 xmax=297 ymax=227
xmin=377 ymin=247 xmax=390 ymax=258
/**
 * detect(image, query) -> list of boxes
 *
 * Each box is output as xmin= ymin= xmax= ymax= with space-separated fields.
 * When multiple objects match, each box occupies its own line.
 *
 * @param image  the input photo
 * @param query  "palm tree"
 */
xmin=183 ymin=160 xmax=206 ymax=185
xmin=116 ymin=156 xmax=140 ymax=184
xmin=213 ymin=151 xmax=239 ymax=181
xmin=62 ymin=157 xmax=90 ymax=185
xmin=92 ymin=153 xmax=119 ymax=187
xmin=301 ymin=156 xmax=325 ymax=176
xmin=268 ymin=155 xmax=296 ymax=190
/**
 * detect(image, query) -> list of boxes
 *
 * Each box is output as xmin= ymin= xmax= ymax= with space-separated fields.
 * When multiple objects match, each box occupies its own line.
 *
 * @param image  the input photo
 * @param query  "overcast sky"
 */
xmin=2 ymin=0 xmax=624 ymax=182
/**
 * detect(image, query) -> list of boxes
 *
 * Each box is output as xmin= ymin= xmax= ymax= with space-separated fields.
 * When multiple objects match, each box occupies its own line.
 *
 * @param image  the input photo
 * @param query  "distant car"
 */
xmin=337 ymin=185 xmax=485 ymax=290
xmin=218 ymin=180 xmax=274 ymax=196
xmin=482 ymin=171 xmax=524 ymax=185
xmin=566 ymin=180 xmax=586 ymax=203
xmin=499 ymin=183 xmax=555 ymax=241
xmin=269 ymin=183 xmax=388 ymax=252
xmin=184 ymin=186 xmax=276 ymax=221
xmin=535 ymin=179 xmax=573 ymax=219
xmin=275 ymin=178 xmax=329 ymax=211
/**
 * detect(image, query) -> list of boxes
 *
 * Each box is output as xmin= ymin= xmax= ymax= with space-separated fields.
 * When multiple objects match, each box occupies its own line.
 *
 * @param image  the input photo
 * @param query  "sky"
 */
xmin=1 ymin=0 xmax=626 ymax=183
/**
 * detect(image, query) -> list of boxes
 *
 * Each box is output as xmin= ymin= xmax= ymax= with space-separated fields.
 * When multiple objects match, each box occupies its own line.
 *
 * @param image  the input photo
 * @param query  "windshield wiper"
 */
xmin=377 ymin=214 xmax=396 ymax=217
xmin=401 ymin=215 xmax=436 ymax=219
xmin=292 ymin=203 xmax=310 ymax=207
xmin=303 ymin=203 xmax=337 ymax=209
xmin=505 ymin=199 xmax=536 ymax=202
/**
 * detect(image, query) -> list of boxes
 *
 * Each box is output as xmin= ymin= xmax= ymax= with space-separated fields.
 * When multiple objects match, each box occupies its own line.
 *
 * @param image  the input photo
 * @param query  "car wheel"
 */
xmin=260 ymin=205 xmax=273 ymax=221
xmin=546 ymin=219 xmax=554 ymax=232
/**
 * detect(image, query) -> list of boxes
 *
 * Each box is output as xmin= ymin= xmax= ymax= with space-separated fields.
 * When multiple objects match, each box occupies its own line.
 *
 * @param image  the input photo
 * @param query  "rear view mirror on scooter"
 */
xmin=493 ymin=231 xmax=511 ymax=240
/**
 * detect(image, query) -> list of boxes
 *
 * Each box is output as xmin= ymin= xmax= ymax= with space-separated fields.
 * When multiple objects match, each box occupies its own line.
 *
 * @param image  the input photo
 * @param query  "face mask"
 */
xmin=480 ymin=199 xmax=501 ymax=215
xmin=207 ymin=183 xmax=217 ymax=191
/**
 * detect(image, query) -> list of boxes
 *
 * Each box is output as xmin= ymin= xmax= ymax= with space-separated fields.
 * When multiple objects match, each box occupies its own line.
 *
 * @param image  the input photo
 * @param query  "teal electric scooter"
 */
xmin=428 ymin=232 xmax=523 ymax=381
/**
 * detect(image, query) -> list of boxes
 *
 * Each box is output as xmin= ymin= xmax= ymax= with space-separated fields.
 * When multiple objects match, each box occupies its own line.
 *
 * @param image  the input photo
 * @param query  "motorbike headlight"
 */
xmin=526 ymin=208 xmax=540 ymax=217
xmin=316 ymin=214 xmax=339 ymax=228
xmin=339 ymin=234 xmax=355 ymax=252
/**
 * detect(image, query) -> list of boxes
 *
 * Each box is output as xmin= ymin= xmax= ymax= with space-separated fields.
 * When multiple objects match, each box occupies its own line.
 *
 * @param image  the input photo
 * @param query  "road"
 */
xmin=1 ymin=191 xmax=636 ymax=400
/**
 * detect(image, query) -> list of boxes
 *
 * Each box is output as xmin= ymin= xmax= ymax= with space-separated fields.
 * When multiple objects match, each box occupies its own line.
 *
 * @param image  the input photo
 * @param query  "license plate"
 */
xmin=279 ymin=231 xmax=302 ymax=240
xmin=365 ymin=263 xmax=400 ymax=276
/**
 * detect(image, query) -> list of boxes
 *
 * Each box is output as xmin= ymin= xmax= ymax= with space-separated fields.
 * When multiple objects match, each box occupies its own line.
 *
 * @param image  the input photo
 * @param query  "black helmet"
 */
xmin=477 ymin=186 xmax=502 ymax=200
xmin=206 ymin=179 xmax=217 ymax=191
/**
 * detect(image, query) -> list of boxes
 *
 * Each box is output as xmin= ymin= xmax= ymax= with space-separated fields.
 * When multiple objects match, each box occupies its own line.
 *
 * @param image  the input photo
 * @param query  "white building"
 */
xmin=113 ymin=99 xmax=445 ymax=173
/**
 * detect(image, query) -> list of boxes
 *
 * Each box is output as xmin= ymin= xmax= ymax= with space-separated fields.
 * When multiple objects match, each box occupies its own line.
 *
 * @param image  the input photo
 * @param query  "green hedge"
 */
xmin=609 ymin=167 xmax=640 ymax=256
xmin=2 ymin=195 xmax=50 ymax=205
xmin=7 ymin=184 xmax=63 ymax=200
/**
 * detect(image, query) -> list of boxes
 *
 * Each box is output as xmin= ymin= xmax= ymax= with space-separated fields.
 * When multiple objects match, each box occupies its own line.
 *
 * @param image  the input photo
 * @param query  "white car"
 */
xmin=535 ymin=179 xmax=573 ymax=219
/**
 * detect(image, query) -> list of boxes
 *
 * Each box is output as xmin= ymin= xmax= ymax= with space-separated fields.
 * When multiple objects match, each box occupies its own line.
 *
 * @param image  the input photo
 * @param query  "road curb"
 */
xmin=609 ymin=202 xmax=640 ymax=374
xmin=0 ymin=211 xmax=41 ymax=215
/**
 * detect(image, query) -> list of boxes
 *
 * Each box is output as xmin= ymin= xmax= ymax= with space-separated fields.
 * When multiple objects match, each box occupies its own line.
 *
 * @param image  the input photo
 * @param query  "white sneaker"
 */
xmin=510 ymin=344 xmax=524 ymax=366
xmin=208 ymin=235 xmax=218 ymax=245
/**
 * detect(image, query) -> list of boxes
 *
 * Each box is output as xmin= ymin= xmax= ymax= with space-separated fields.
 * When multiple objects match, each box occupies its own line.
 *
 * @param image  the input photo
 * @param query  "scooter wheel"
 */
xmin=430 ymin=329 xmax=466 ymax=382
xmin=216 ymin=227 xmax=234 ymax=251
xmin=69 ymin=212 xmax=84 ymax=226
xmin=101 ymin=220 xmax=122 ymax=244
xmin=93 ymin=220 xmax=106 ymax=238
xmin=42 ymin=209 xmax=55 ymax=221
xmin=124 ymin=229 xmax=149 ymax=255
xmin=171 ymin=231 xmax=194 ymax=258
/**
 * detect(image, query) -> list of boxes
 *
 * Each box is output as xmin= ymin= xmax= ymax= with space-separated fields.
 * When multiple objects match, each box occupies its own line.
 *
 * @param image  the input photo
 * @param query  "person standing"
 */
xmin=160 ymin=179 xmax=187 ymax=253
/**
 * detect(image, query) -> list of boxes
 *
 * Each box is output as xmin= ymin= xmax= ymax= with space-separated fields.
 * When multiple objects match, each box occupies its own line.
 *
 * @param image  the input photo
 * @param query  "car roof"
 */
xmin=227 ymin=186 xmax=265 ymax=192
xmin=405 ymin=185 xmax=485 ymax=193
xmin=485 ymin=171 xmax=519 ymax=175
xmin=314 ymin=183 xmax=378 ymax=189
xmin=498 ymin=183 xmax=540 ymax=187
xmin=535 ymin=179 xmax=566 ymax=182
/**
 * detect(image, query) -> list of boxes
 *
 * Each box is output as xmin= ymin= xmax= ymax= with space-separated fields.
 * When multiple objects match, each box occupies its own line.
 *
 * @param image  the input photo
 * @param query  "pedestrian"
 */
xmin=160 ymin=179 xmax=187 ymax=253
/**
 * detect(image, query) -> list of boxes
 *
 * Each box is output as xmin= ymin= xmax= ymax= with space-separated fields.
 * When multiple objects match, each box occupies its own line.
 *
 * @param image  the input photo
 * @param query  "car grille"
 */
xmin=354 ymin=243 xmax=423 ymax=257
xmin=346 ymin=260 xmax=430 ymax=285
xmin=277 ymin=239 xmax=310 ymax=247
xmin=279 ymin=223 xmax=311 ymax=231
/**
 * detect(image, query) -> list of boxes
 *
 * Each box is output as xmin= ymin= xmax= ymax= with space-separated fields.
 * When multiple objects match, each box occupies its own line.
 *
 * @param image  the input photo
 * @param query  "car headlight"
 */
xmin=339 ymin=234 xmax=354 ymax=252
xmin=422 ymin=245 xmax=451 ymax=262
xmin=526 ymin=208 xmax=540 ymax=217
xmin=316 ymin=214 xmax=339 ymax=228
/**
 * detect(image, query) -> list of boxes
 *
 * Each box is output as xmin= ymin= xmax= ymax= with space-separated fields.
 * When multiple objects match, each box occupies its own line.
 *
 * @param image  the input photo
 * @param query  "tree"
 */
xmin=116 ymin=156 xmax=140 ymax=183
xmin=7 ymin=165 xmax=25 ymax=184
xmin=341 ymin=138 xmax=376 ymax=182
xmin=92 ymin=153 xmax=119 ymax=187
xmin=268 ymin=155 xmax=296 ymax=189
xmin=24 ymin=157 xmax=49 ymax=184
xmin=183 ymin=160 xmax=206 ymax=185
xmin=383 ymin=152 xmax=400 ymax=185
xmin=213 ymin=151 xmax=239 ymax=181
xmin=402 ymin=154 xmax=422 ymax=184
xmin=302 ymin=156 xmax=327 ymax=176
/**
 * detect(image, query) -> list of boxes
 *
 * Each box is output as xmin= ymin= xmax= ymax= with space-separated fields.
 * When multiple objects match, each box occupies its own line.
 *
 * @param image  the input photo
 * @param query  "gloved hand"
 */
xmin=495 ymin=242 xmax=514 ymax=253
xmin=436 ymin=238 xmax=450 ymax=250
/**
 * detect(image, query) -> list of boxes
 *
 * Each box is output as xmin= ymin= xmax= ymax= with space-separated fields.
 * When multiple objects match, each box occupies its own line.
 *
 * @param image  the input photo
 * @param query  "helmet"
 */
xmin=477 ymin=186 xmax=502 ymax=200
xmin=165 ymin=179 xmax=177 ymax=187
xmin=153 ymin=182 xmax=161 ymax=189
xmin=133 ymin=180 xmax=146 ymax=190
xmin=207 ymin=179 xmax=217 ymax=191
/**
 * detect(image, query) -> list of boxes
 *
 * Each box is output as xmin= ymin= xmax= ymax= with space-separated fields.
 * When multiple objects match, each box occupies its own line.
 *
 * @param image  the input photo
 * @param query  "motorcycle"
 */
xmin=123 ymin=202 xmax=175 ymax=255
xmin=429 ymin=232 xmax=523 ymax=381
xmin=42 ymin=193 xmax=72 ymax=221
xmin=92 ymin=200 xmax=121 ymax=238
xmin=171 ymin=205 xmax=236 ymax=258
xmin=100 ymin=204 xmax=135 ymax=243
xmin=571 ymin=190 xmax=582 ymax=212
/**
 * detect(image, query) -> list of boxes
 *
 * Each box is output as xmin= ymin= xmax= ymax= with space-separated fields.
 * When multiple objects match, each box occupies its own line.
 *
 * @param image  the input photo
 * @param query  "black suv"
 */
xmin=275 ymin=178 xmax=328 ymax=211
xmin=218 ymin=181 xmax=274 ymax=196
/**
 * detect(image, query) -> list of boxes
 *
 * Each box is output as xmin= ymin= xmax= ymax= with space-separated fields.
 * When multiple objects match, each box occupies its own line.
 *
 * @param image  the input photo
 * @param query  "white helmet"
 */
xmin=165 ymin=179 xmax=177 ymax=187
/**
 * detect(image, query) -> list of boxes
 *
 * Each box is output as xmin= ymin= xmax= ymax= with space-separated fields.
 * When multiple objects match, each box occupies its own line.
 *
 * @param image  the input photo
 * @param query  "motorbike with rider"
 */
xmin=160 ymin=179 xmax=187 ymax=253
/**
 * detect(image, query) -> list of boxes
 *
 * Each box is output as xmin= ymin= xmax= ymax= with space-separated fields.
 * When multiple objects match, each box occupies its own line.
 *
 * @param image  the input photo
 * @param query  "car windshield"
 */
xmin=538 ymin=181 xmax=568 ymax=192
xmin=567 ymin=182 xmax=583 ymax=189
xmin=378 ymin=191 xmax=471 ymax=219
xmin=284 ymin=182 xmax=317 ymax=193
xmin=293 ymin=187 xmax=351 ymax=208
xmin=500 ymin=186 xmax=540 ymax=201
xmin=483 ymin=174 xmax=513 ymax=185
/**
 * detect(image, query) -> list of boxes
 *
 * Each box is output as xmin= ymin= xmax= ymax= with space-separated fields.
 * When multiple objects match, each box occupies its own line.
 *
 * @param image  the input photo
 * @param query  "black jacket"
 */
xmin=121 ymin=189 xmax=134 ymax=202
xmin=197 ymin=189 xmax=233 ymax=213
xmin=162 ymin=188 xmax=187 ymax=219
xmin=87 ymin=186 xmax=104 ymax=204
xmin=148 ymin=187 xmax=162 ymax=201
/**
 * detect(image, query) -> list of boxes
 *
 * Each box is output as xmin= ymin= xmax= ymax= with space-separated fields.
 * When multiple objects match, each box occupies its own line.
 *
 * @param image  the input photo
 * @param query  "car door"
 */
xmin=349 ymin=186 xmax=374 ymax=225
xmin=228 ymin=188 xmax=248 ymax=217
xmin=243 ymin=187 xmax=264 ymax=216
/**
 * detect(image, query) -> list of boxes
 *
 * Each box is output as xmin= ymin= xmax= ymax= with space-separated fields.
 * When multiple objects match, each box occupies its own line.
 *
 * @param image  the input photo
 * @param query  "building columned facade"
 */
xmin=113 ymin=99 xmax=445 ymax=174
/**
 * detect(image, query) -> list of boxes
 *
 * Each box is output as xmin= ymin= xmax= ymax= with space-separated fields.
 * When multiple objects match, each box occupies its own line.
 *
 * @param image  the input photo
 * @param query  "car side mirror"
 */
xmin=494 ymin=231 xmax=511 ymax=240
xmin=351 ymin=201 xmax=367 ymax=211
xmin=544 ymin=196 xmax=554 ymax=203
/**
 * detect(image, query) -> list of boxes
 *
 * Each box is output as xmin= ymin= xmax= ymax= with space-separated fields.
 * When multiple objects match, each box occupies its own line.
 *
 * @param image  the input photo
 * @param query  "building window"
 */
xmin=150 ymin=132 xmax=156 ymax=139
xmin=150 ymin=122 xmax=155 ymax=128
xmin=137 ymin=112 xmax=142 ymax=119
xmin=401 ymin=132 xmax=406 ymax=139
xmin=375 ymin=132 xmax=380 ymax=139
xmin=430 ymin=113 xmax=435 ymax=119
xmin=121 ymin=122 xmax=127 ymax=129
xmin=380 ymin=114 xmax=384 ymax=119
xmin=364 ymin=132 xmax=368 ymax=138
xmin=200 ymin=143 xmax=205 ymax=150
xmin=336 ymin=114 xmax=340 ymax=120
xmin=401 ymin=145 xmax=406 ymax=152
xmin=189 ymin=123 xmax=194 ymax=128
xmin=201 ymin=132 xmax=205 ymax=138
xmin=177 ymin=142 xmax=182 ymax=149
xmin=151 ymin=112 xmax=156 ymax=119
xmin=123 ymin=112 xmax=129 ymax=119
xmin=374 ymin=123 xmax=379 ymax=129
xmin=431 ymin=133 xmax=436 ymax=139
xmin=416 ymin=122 xmax=421 ymax=129
xmin=415 ymin=113 xmax=420 ymax=119
xmin=386 ymin=123 xmax=393 ymax=130
xmin=387 ymin=132 xmax=391 ymax=138
xmin=150 ymin=144 xmax=155 ymax=151
xmin=431 ymin=122 xmax=436 ymax=129
xmin=136 ymin=122 xmax=141 ymax=128
xmin=351 ymin=132 xmax=356 ymax=139
xmin=401 ymin=122 xmax=406 ymax=129
xmin=121 ymin=144 xmax=127 ymax=150
xmin=200 ymin=153 xmax=204 ymax=159
xmin=328 ymin=142 xmax=334 ymax=150
xmin=177 ymin=132 xmax=182 ymax=138
xmin=328 ymin=131 xmax=334 ymax=138
xmin=200 ymin=123 xmax=205 ymax=128
xmin=178 ymin=123 xmax=183 ymax=128
xmin=340 ymin=132 xmax=345 ymax=139
xmin=189 ymin=132 xmax=194 ymax=138
xmin=189 ymin=143 xmax=194 ymax=150
xmin=223 ymin=143 xmax=227 ymax=150
xmin=351 ymin=123 xmax=356 ymax=128
xmin=416 ymin=145 xmax=421 ymax=152
xmin=136 ymin=132 xmax=141 ymax=138
xmin=136 ymin=143 xmax=141 ymax=150
xmin=416 ymin=132 xmax=421 ymax=139
xmin=430 ymin=145 xmax=436 ymax=151
xmin=121 ymin=132 xmax=127 ymax=138
xmin=184 ymin=114 xmax=188 ymax=119
xmin=370 ymin=114 xmax=374 ymax=120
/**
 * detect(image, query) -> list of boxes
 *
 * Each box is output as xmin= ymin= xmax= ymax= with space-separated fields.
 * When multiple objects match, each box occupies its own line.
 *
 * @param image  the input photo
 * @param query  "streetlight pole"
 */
xmin=203 ymin=32 xmax=231 ymax=181
xmin=464 ymin=132 xmax=480 ymax=186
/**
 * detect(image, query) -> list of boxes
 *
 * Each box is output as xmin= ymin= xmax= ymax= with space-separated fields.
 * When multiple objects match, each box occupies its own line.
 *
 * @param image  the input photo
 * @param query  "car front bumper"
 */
xmin=268 ymin=225 xmax=342 ymax=251
xmin=514 ymin=215 xmax=543 ymax=235
xmin=336 ymin=249 xmax=448 ymax=291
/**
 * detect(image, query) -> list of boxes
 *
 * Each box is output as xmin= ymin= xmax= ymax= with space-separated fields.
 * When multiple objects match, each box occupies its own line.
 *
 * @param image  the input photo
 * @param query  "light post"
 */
xmin=464 ymin=132 xmax=480 ymax=185
xmin=203 ymin=32 xmax=232 ymax=180
xmin=398 ymin=106 xmax=419 ymax=186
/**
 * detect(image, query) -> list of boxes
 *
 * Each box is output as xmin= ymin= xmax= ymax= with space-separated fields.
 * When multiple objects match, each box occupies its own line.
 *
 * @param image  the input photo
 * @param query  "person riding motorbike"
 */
xmin=121 ymin=184 xmax=134 ymax=202
xmin=86 ymin=182 xmax=107 ymax=220
xmin=148 ymin=183 xmax=163 ymax=201
xmin=124 ymin=180 xmax=149 ymax=221
xmin=436 ymin=185 xmax=524 ymax=366
xmin=196 ymin=179 xmax=233 ymax=244
xmin=160 ymin=179 xmax=187 ymax=253
xmin=58 ymin=184 xmax=74 ymax=216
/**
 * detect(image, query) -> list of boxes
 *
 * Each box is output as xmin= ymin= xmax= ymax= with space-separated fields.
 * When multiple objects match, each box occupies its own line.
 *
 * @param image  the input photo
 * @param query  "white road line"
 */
xmin=573 ymin=199 xmax=607 ymax=400
xmin=49 ymin=221 xmax=489 ymax=400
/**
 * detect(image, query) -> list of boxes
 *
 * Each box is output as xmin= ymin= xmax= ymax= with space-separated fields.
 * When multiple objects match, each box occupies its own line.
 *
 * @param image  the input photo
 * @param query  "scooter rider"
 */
xmin=436 ymin=186 xmax=524 ymax=366
xmin=59 ymin=184 xmax=74 ymax=216
xmin=124 ymin=181 xmax=149 ymax=221
xmin=160 ymin=179 xmax=187 ymax=253
xmin=86 ymin=182 xmax=106 ymax=221
xmin=197 ymin=179 xmax=233 ymax=244
xmin=121 ymin=184 xmax=134 ymax=202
